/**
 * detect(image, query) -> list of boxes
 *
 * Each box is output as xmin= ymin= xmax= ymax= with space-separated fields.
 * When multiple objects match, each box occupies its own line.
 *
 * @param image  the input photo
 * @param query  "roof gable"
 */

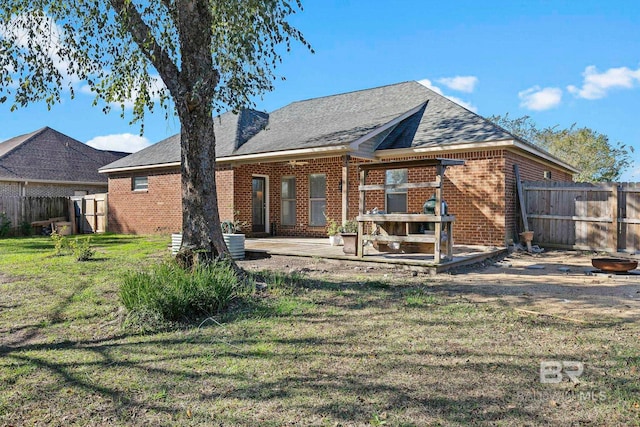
xmin=0 ymin=127 xmax=128 ymax=183
xmin=102 ymin=81 xmax=574 ymax=173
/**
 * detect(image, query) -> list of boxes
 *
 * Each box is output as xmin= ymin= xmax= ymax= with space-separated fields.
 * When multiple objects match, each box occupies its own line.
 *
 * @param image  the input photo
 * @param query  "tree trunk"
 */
xmin=171 ymin=0 xmax=231 ymax=268
xmin=177 ymin=106 xmax=230 ymax=266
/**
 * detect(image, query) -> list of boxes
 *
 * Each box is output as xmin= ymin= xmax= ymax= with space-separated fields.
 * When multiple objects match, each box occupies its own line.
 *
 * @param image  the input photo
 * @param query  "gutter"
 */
xmin=100 ymin=146 xmax=351 ymax=173
xmin=376 ymin=139 xmax=579 ymax=174
xmin=0 ymin=177 xmax=108 ymax=186
xmin=99 ymin=161 xmax=181 ymax=174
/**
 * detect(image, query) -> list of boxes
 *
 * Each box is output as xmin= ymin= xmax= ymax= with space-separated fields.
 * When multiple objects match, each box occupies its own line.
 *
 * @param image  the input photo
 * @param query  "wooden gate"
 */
xmin=618 ymin=183 xmax=640 ymax=253
xmin=70 ymin=193 xmax=108 ymax=233
xmin=523 ymin=182 xmax=639 ymax=253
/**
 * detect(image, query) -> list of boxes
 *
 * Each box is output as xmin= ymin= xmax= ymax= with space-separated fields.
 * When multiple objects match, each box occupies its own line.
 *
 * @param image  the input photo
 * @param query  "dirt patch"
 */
xmin=238 ymin=249 xmax=640 ymax=323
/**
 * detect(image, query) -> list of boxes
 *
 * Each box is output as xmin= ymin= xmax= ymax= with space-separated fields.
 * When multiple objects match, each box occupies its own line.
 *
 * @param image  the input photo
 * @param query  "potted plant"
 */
xmin=339 ymin=219 xmax=358 ymax=255
xmin=221 ymin=213 xmax=248 ymax=260
xmin=325 ymin=218 xmax=342 ymax=246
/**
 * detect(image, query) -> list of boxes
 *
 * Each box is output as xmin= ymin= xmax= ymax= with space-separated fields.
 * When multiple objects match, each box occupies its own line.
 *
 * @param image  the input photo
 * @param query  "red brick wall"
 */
xmin=359 ymin=152 xmax=507 ymax=245
xmin=232 ymin=157 xmax=344 ymax=237
xmin=216 ymin=165 xmax=235 ymax=222
xmin=107 ymin=150 xmax=574 ymax=246
xmin=108 ymin=166 xmax=234 ymax=235
xmin=359 ymin=150 xmax=573 ymax=246
xmin=108 ymin=168 xmax=182 ymax=234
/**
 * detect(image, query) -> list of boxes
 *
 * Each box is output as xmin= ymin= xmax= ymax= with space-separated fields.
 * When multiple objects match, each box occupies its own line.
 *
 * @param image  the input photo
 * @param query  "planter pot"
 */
xmin=341 ymin=233 xmax=357 ymax=255
xmin=328 ymin=235 xmax=343 ymax=246
xmin=171 ymin=233 xmax=183 ymax=255
xmin=223 ymin=233 xmax=246 ymax=260
xmin=171 ymin=233 xmax=245 ymax=260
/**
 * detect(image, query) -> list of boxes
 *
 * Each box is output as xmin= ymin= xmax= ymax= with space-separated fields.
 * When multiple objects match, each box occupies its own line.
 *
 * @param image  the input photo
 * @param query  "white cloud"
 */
xmin=86 ymin=133 xmax=151 ymax=153
xmin=518 ymin=86 xmax=562 ymax=111
xmin=417 ymin=78 xmax=478 ymax=112
xmin=0 ymin=14 xmax=79 ymax=84
xmin=567 ymin=65 xmax=640 ymax=100
xmin=436 ymin=76 xmax=478 ymax=93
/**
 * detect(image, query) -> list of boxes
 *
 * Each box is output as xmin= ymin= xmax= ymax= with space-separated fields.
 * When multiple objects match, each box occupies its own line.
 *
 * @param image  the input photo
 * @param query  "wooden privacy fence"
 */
xmin=70 ymin=193 xmax=108 ymax=233
xmin=523 ymin=182 xmax=640 ymax=253
xmin=0 ymin=196 xmax=68 ymax=229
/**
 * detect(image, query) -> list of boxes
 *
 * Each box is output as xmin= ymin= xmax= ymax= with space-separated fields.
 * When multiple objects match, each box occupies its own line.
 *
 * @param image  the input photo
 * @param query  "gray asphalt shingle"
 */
xmin=0 ymin=127 xmax=128 ymax=183
xmin=101 ymin=81 xmax=519 ymax=170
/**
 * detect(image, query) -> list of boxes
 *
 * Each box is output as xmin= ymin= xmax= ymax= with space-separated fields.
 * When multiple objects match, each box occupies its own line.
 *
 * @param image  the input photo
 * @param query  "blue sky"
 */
xmin=1 ymin=0 xmax=639 ymax=180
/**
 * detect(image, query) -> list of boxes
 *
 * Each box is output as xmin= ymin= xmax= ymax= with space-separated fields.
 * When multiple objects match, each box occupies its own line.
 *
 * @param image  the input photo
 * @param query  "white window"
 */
xmin=132 ymin=176 xmax=149 ymax=191
xmin=281 ymin=177 xmax=296 ymax=226
xmin=309 ymin=174 xmax=326 ymax=226
xmin=385 ymin=169 xmax=407 ymax=213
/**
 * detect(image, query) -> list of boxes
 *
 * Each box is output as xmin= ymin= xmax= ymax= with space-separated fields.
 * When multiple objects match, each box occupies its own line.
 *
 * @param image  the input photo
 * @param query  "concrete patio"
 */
xmin=245 ymin=237 xmax=506 ymax=273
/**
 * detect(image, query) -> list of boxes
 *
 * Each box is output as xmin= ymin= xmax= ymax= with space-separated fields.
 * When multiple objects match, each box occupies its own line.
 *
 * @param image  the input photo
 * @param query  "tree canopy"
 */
xmin=0 ymin=0 xmax=311 ymax=264
xmin=489 ymin=114 xmax=633 ymax=182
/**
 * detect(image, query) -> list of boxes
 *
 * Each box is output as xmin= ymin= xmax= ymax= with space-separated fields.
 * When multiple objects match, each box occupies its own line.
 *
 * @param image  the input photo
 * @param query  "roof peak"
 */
xmin=281 ymin=81 xmax=421 ymax=108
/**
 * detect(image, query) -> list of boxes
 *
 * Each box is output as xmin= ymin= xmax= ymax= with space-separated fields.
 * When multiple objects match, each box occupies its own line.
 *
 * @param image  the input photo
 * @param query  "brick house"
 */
xmin=100 ymin=81 xmax=576 ymax=246
xmin=0 ymin=127 xmax=128 ymax=197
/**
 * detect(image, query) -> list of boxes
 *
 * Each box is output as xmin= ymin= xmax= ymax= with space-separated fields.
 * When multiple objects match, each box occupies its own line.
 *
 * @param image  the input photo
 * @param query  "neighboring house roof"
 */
xmin=100 ymin=81 xmax=577 ymax=173
xmin=0 ymin=127 xmax=129 ymax=183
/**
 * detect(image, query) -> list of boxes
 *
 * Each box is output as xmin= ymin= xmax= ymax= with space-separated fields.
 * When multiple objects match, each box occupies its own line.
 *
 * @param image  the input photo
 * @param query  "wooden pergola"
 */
xmin=356 ymin=158 xmax=465 ymax=263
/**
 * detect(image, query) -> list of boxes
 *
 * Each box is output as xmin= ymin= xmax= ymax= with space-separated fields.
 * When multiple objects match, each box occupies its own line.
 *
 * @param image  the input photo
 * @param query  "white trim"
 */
xmin=280 ymin=175 xmax=297 ymax=226
xmin=100 ymin=147 xmax=351 ymax=173
xmin=99 ymin=161 xmax=181 ymax=174
xmin=219 ymin=145 xmax=349 ymax=164
xmin=511 ymin=140 xmax=579 ymax=173
xmin=376 ymin=138 xmax=578 ymax=173
xmin=252 ymin=174 xmax=270 ymax=234
xmin=0 ymin=177 xmax=108 ymax=186
xmin=309 ymin=173 xmax=327 ymax=227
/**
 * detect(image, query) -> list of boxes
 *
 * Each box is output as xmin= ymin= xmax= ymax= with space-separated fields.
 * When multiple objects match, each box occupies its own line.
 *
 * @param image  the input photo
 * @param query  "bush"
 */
xmin=50 ymin=229 xmax=67 ymax=256
xmin=120 ymin=261 xmax=239 ymax=324
xmin=19 ymin=221 xmax=33 ymax=236
xmin=0 ymin=212 xmax=11 ymax=237
xmin=69 ymin=237 xmax=95 ymax=261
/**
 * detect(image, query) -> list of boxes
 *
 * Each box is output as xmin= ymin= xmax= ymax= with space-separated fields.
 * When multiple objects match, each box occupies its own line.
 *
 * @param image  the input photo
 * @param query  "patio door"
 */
xmin=252 ymin=177 xmax=266 ymax=233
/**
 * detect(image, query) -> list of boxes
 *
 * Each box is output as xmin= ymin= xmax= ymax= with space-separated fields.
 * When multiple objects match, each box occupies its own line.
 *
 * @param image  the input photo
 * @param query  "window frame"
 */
xmin=385 ymin=168 xmax=408 ymax=213
xmin=281 ymin=176 xmax=296 ymax=226
xmin=132 ymin=176 xmax=149 ymax=192
xmin=308 ymin=173 xmax=327 ymax=227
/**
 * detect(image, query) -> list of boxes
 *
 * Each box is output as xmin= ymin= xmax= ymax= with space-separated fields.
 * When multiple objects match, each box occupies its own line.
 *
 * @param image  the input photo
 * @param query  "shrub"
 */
xmin=19 ymin=221 xmax=32 ymax=237
xmin=50 ymin=229 xmax=67 ymax=256
xmin=69 ymin=237 xmax=95 ymax=261
xmin=0 ymin=212 xmax=11 ymax=237
xmin=325 ymin=218 xmax=340 ymax=236
xmin=339 ymin=219 xmax=358 ymax=234
xmin=120 ymin=261 xmax=239 ymax=324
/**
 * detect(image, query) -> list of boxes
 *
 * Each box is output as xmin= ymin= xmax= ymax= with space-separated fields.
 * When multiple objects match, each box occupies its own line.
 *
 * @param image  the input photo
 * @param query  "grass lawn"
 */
xmin=0 ymin=235 xmax=638 ymax=426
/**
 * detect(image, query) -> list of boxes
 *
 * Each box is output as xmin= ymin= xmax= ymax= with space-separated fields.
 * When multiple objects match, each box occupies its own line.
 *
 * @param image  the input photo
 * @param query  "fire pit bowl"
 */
xmin=591 ymin=258 xmax=638 ymax=273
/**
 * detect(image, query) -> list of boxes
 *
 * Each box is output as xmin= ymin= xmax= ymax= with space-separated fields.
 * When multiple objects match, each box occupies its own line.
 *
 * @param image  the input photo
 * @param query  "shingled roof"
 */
xmin=0 ymin=127 xmax=128 ymax=183
xmin=101 ymin=81 xmax=566 ymax=171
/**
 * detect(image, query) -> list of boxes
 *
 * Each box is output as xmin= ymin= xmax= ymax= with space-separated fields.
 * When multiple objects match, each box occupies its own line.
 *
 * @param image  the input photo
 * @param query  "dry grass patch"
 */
xmin=0 ymin=238 xmax=638 ymax=426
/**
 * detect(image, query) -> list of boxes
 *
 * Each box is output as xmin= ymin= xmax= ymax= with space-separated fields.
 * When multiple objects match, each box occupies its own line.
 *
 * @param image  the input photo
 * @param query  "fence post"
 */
xmin=611 ymin=183 xmax=619 ymax=252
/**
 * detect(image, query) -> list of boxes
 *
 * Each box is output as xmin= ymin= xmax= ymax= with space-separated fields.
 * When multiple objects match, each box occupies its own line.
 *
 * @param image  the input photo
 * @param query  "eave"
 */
xmin=375 ymin=139 xmax=579 ymax=174
xmin=0 ymin=177 xmax=108 ymax=186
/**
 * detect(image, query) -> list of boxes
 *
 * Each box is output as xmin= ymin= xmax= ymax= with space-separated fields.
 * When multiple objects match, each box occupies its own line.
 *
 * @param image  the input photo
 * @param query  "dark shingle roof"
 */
xmin=0 ymin=127 xmax=128 ymax=182
xmin=101 ymin=81 xmax=521 ymax=170
xmin=100 ymin=109 xmax=270 ymax=171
